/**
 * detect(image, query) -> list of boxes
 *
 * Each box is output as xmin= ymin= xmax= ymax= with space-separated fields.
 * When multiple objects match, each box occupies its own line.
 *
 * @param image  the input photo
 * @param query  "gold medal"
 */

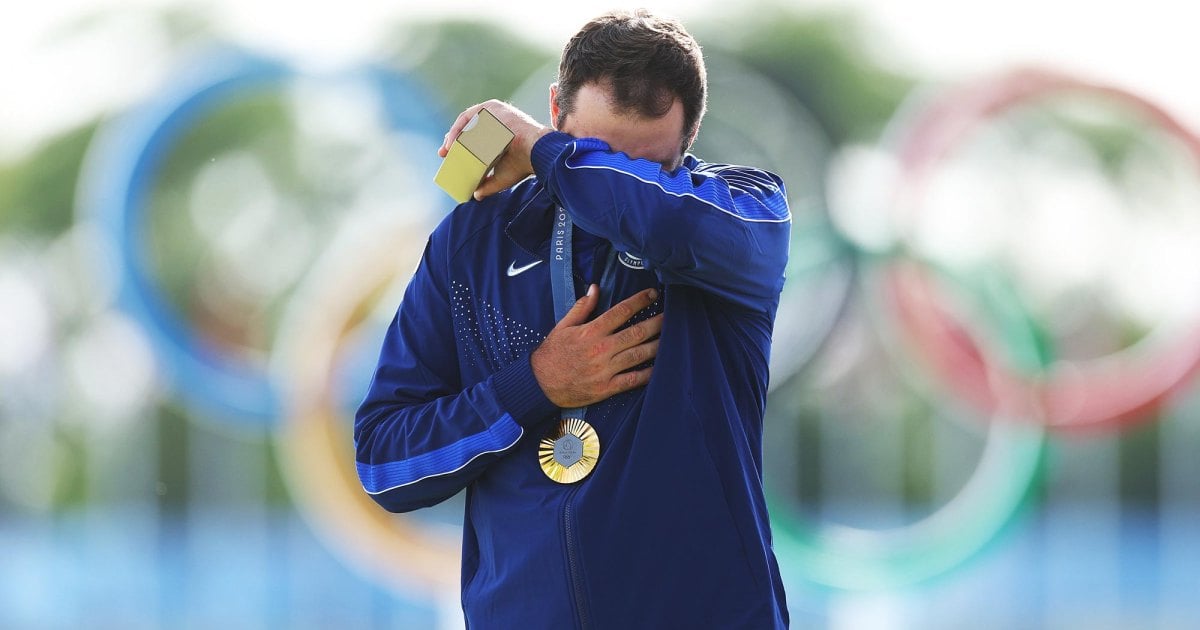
xmin=538 ymin=417 xmax=600 ymax=484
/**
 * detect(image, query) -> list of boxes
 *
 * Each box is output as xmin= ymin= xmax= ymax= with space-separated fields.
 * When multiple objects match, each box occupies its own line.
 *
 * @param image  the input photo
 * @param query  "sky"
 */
xmin=2 ymin=0 xmax=1199 ymax=159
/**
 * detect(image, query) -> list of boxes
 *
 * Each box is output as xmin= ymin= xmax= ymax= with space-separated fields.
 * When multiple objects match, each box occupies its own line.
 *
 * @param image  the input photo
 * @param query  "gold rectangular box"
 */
xmin=434 ymin=108 xmax=515 ymax=203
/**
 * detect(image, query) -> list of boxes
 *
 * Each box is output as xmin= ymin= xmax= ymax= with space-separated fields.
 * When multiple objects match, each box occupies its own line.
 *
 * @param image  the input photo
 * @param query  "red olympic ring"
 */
xmin=881 ymin=68 xmax=1200 ymax=430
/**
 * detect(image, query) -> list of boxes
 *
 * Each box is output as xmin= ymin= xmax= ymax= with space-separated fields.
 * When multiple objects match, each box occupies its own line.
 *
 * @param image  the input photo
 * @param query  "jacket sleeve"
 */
xmin=531 ymin=131 xmax=791 ymax=311
xmin=353 ymin=220 xmax=557 ymax=513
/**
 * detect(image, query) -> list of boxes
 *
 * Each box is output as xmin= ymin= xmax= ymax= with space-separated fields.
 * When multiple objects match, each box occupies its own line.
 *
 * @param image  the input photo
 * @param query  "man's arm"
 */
xmin=354 ymin=230 xmax=557 ymax=513
xmin=439 ymin=100 xmax=790 ymax=312
xmin=356 ymin=222 xmax=666 ymax=511
xmin=532 ymin=132 xmax=790 ymax=311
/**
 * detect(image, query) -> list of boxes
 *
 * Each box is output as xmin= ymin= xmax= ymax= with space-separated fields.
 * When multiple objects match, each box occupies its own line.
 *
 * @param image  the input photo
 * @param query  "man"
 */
xmin=355 ymin=9 xmax=791 ymax=628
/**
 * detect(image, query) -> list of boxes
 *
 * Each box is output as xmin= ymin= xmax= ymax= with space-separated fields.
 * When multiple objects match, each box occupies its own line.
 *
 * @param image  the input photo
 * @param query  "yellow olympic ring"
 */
xmin=272 ymin=211 xmax=460 ymax=597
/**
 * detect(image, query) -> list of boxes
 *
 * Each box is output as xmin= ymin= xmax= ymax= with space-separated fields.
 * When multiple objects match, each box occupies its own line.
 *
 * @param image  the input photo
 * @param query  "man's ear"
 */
xmin=549 ymin=83 xmax=561 ymax=130
xmin=682 ymin=128 xmax=699 ymax=154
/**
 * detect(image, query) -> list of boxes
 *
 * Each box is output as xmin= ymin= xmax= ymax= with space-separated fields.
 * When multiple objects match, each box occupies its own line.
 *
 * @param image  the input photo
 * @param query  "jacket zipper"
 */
xmin=563 ymin=488 xmax=590 ymax=630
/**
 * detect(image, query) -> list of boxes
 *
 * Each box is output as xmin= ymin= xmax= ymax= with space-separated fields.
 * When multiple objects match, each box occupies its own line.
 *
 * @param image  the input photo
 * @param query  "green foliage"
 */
xmin=380 ymin=19 xmax=556 ymax=112
xmin=0 ymin=124 xmax=96 ymax=234
xmin=52 ymin=423 xmax=89 ymax=510
xmin=0 ymin=5 xmax=215 ymax=237
xmin=156 ymin=403 xmax=191 ymax=511
xmin=0 ymin=9 xmax=1169 ymax=514
xmin=696 ymin=7 xmax=914 ymax=144
xmin=263 ymin=440 xmax=294 ymax=506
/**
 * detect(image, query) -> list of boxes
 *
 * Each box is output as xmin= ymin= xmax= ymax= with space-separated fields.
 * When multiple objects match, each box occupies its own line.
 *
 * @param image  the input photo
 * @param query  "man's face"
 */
xmin=552 ymin=82 xmax=687 ymax=171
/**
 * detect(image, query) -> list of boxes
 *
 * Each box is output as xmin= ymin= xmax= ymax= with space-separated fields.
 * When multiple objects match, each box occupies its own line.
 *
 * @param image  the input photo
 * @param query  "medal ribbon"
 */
xmin=549 ymin=208 xmax=619 ymax=423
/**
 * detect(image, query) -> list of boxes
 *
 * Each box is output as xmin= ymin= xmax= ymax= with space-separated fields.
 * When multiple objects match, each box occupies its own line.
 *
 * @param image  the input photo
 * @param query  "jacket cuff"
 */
xmin=492 ymin=352 xmax=559 ymax=429
xmin=531 ymin=131 xmax=574 ymax=182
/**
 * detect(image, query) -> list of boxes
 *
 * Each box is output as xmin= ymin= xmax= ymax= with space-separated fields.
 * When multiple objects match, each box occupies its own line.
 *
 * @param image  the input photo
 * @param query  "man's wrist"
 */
xmin=519 ymin=125 xmax=553 ymax=156
xmin=529 ymin=130 xmax=575 ymax=180
xmin=492 ymin=351 xmax=560 ymax=428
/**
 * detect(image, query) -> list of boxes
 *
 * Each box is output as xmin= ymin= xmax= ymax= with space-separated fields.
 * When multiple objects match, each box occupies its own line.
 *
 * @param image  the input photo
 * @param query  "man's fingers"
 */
xmin=612 ymin=313 xmax=663 ymax=350
xmin=440 ymin=104 xmax=486 ymax=155
xmin=473 ymin=173 xmax=495 ymax=201
xmin=607 ymin=366 xmax=653 ymax=397
xmin=441 ymin=99 xmax=511 ymax=155
xmin=611 ymin=338 xmax=659 ymax=373
xmin=474 ymin=162 xmax=518 ymax=200
xmin=535 ymin=284 xmax=661 ymax=407
xmin=592 ymin=288 xmax=659 ymax=332
xmin=555 ymin=284 xmax=599 ymax=329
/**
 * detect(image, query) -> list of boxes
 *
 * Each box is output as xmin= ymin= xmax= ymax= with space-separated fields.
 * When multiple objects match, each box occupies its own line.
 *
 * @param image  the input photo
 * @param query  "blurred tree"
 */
xmin=0 ymin=5 xmax=1169 ymax=520
xmin=48 ymin=4 xmax=216 ymax=49
xmin=695 ymin=7 xmax=913 ymax=145
xmin=379 ymin=19 xmax=555 ymax=114
xmin=0 ymin=3 xmax=217 ymax=236
xmin=0 ymin=124 xmax=96 ymax=234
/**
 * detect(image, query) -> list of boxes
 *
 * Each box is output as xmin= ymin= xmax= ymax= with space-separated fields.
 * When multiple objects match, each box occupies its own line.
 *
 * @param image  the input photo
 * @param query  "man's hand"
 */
xmin=532 ymin=286 xmax=663 ymax=409
xmin=439 ymin=100 xmax=554 ymax=201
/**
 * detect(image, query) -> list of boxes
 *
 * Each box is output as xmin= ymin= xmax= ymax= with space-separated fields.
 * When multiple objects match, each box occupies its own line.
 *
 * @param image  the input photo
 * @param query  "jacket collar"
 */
xmin=504 ymin=180 xmax=556 ymax=259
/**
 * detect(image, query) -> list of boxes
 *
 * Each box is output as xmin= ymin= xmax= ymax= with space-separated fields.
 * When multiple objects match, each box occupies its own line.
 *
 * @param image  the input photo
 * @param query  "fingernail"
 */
xmin=647 ymin=288 xmax=658 ymax=300
xmin=587 ymin=284 xmax=597 ymax=297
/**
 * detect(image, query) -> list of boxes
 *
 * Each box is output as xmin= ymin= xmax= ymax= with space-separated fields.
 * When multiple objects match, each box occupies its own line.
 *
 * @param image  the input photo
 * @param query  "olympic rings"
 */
xmin=879 ymin=68 xmax=1200 ymax=430
xmin=80 ymin=46 xmax=1173 ymax=599
xmin=75 ymin=49 xmax=444 ymax=424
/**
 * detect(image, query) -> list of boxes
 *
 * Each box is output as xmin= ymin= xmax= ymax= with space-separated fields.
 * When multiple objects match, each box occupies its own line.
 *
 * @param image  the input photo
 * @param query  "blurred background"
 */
xmin=3 ymin=0 xmax=1200 ymax=628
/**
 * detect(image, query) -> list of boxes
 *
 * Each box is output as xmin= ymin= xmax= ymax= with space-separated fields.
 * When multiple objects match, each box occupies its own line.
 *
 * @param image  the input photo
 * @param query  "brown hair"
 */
xmin=555 ymin=9 xmax=707 ymax=152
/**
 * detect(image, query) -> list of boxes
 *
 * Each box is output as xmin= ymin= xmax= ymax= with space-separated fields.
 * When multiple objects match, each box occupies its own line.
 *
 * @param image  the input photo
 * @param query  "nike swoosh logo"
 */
xmin=506 ymin=259 xmax=543 ymax=277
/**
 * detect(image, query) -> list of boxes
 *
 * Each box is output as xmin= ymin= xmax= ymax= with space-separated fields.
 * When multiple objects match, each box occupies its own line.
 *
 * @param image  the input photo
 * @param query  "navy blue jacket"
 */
xmin=356 ymin=131 xmax=791 ymax=629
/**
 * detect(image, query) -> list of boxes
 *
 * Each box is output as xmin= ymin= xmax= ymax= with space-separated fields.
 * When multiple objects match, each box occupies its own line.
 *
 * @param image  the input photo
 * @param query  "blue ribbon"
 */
xmin=548 ymin=207 xmax=619 ymax=424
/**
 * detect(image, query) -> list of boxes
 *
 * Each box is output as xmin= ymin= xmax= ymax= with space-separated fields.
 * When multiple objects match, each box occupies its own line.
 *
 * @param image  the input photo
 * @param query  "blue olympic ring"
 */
xmin=76 ymin=49 xmax=444 ymax=424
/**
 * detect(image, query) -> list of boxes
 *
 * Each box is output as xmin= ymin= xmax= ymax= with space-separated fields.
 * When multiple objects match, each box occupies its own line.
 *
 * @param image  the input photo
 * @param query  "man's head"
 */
xmin=550 ymin=9 xmax=707 ymax=169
